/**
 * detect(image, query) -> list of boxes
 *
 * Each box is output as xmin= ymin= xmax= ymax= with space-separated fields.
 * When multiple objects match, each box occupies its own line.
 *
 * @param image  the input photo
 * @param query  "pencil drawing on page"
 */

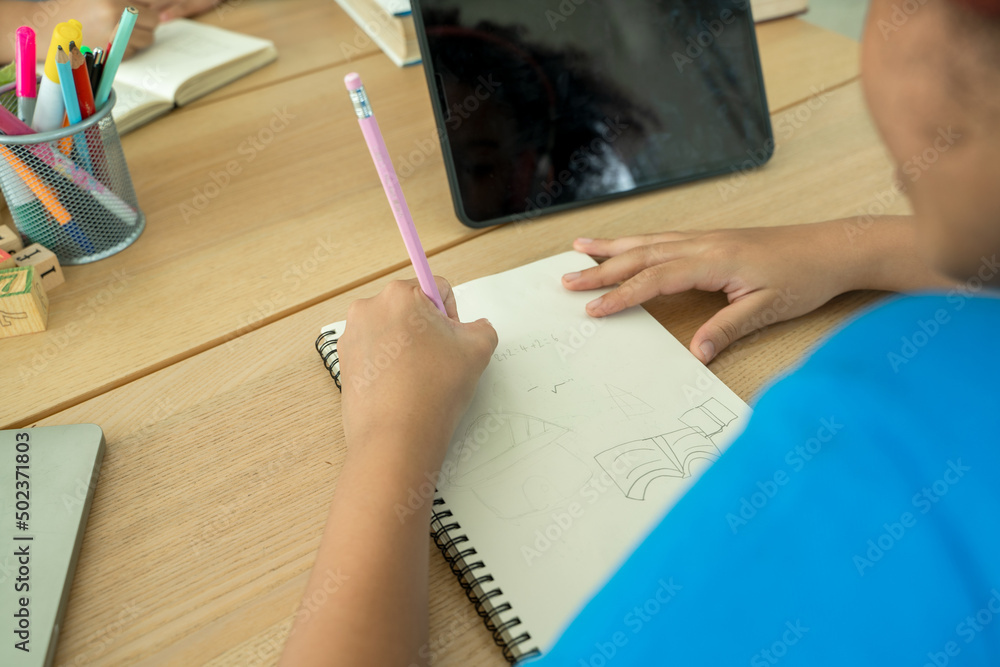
xmin=447 ymin=412 xmax=592 ymax=520
xmin=594 ymin=398 xmax=739 ymax=500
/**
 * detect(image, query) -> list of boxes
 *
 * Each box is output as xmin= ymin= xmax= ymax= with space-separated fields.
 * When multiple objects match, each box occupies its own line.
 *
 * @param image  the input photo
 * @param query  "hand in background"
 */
xmin=22 ymin=0 xmax=165 ymax=58
xmin=337 ymin=277 xmax=498 ymax=468
xmin=158 ymin=0 xmax=222 ymax=22
xmin=7 ymin=0 xmax=224 ymax=63
xmin=563 ymin=218 xmax=954 ymax=364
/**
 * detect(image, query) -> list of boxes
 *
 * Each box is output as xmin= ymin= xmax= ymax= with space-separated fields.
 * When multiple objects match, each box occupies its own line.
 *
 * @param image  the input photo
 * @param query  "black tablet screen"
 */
xmin=413 ymin=0 xmax=773 ymax=227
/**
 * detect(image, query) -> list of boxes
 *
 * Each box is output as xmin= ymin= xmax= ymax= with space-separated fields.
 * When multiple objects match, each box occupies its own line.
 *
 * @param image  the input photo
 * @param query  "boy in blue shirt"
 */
xmin=282 ymin=0 xmax=1000 ymax=664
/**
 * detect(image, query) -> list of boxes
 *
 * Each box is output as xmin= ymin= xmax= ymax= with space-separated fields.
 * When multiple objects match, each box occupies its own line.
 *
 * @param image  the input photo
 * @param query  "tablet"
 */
xmin=412 ymin=0 xmax=773 ymax=228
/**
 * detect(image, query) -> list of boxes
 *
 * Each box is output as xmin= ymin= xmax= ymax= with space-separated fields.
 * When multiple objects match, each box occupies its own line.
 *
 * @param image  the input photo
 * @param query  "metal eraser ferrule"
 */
xmin=349 ymin=86 xmax=373 ymax=119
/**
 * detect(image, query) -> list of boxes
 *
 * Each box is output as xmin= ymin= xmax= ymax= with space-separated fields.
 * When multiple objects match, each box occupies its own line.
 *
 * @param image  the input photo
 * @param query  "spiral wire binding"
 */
xmin=314 ymin=327 xmax=540 ymax=662
xmin=431 ymin=496 xmax=540 ymax=663
xmin=315 ymin=329 xmax=342 ymax=391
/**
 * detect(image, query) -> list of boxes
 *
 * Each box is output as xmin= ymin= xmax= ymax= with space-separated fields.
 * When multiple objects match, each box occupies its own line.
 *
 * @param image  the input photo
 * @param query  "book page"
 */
xmin=436 ymin=252 xmax=751 ymax=655
xmin=374 ymin=0 xmax=412 ymax=16
xmin=114 ymin=19 xmax=274 ymax=102
xmin=110 ymin=80 xmax=172 ymax=134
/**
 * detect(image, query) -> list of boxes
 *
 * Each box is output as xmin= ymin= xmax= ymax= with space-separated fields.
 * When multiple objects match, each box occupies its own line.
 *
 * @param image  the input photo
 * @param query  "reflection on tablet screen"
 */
xmin=414 ymin=0 xmax=774 ymax=227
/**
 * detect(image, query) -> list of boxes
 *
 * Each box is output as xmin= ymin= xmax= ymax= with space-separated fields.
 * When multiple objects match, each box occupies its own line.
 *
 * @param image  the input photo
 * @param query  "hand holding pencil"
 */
xmin=344 ymin=72 xmax=447 ymax=314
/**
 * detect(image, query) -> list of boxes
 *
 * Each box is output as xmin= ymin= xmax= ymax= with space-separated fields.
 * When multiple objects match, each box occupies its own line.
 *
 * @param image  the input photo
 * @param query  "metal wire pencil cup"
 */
xmin=0 ymin=81 xmax=145 ymax=265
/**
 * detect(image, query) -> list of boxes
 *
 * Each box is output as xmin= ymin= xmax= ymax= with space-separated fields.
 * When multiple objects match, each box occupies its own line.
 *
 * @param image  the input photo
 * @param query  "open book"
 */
xmin=315 ymin=252 xmax=751 ymax=661
xmin=111 ymin=20 xmax=277 ymax=135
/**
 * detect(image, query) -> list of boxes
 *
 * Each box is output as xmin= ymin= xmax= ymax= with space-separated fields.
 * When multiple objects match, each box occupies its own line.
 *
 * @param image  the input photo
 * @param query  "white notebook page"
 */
xmin=437 ymin=251 xmax=751 ymax=655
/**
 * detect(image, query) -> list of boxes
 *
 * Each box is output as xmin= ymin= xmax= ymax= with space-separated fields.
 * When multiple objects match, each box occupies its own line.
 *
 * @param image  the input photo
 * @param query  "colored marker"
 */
xmin=32 ymin=21 xmax=82 ymax=132
xmin=344 ymin=72 xmax=446 ymax=313
xmin=15 ymin=27 xmax=37 ymax=124
xmin=95 ymin=7 xmax=139 ymax=108
xmin=90 ymin=48 xmax=105 ymax=91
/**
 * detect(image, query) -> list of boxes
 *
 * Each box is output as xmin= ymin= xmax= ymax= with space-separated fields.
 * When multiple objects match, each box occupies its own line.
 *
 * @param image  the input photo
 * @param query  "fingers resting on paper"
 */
xmin=562 ymin=225 xmax=858 ymax=364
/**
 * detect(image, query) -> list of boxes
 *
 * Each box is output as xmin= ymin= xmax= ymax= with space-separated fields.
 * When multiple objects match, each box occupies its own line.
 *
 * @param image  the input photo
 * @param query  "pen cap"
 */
xmin=44 ymin=21 xmax=83 ymax=83
xmin=15 ymin=27 xmax=36 ymax=97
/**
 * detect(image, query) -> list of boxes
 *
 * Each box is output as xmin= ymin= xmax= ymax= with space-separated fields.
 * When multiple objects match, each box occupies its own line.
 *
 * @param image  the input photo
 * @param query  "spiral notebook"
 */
xmin=315 ymin=252 xmax=751 ymax=662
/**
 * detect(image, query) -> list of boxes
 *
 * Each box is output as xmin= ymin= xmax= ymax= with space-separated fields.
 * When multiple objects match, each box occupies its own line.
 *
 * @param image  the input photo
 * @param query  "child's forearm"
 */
xmin=280 ymin=434 xmax=446 ymax=667
xmin=837 ymin=215 xmax=957 ymax=293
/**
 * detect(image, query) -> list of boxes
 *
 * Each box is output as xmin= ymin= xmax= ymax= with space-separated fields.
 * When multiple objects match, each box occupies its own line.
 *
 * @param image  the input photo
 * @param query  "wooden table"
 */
xmin=0 ymin=6 xmax=904 ymax=665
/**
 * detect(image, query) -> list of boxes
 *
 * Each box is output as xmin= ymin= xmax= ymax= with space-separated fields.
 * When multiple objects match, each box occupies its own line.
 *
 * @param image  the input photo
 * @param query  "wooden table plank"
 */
xmin=0 ymin=18 xmax=859 ymax=431
xmin=38 ymin=80 xmax=907 ymax=666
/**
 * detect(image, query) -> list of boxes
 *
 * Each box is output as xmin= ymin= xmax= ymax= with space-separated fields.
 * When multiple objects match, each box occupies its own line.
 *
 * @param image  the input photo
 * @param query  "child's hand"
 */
xmin=563 ymin=222 xmax=884 ymax=363
xmin=337 ymin=278 xmax=498 ymax=468
xmin=157 ymin=0 xmax=223 ymax=22
xmin=27 ymin=0 xmax=164 ymax=57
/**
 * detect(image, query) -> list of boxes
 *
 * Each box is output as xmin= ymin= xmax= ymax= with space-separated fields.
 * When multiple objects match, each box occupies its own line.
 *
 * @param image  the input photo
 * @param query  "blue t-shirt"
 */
xmin=535 ymin=293 xmax=1000 ymax=666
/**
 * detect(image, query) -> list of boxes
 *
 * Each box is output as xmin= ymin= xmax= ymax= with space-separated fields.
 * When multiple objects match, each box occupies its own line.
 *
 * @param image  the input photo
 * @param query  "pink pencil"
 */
xmin=344 ymin=72 xmax=445 ymax=314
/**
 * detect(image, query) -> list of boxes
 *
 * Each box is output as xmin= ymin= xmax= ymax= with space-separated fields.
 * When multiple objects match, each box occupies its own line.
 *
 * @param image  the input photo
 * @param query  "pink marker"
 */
xmin=344 ymin=72 xmax=446 ymax=314
xmin=15 ymin=27 xmax=37 ymax=124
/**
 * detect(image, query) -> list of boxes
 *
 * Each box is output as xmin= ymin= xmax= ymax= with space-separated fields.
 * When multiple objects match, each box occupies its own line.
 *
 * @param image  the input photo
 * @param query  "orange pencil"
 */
xmin=69 ymin=43 xmax=96 ymax=118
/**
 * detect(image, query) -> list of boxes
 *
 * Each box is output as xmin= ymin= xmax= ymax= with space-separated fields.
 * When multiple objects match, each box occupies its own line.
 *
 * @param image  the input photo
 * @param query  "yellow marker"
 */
xmin=32 ymin=20 xmax=83 ymax=132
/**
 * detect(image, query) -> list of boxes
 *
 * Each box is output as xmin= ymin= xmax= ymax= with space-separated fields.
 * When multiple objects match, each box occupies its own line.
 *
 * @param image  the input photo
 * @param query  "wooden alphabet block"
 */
xmin=0 ymin=225 xmax=22 ymax=254
xmin=0 ymin=249 xmax=16 ymax=270
xmin=0 ymin=266 xmax=49 ymax=337
xmin=14 ymin=243 xmax=64 ymax=291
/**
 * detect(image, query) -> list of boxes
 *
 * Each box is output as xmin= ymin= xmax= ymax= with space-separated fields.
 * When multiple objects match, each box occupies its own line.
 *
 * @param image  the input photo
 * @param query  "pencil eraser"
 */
xmin=344 ymin=72 xmax=362 ymax=90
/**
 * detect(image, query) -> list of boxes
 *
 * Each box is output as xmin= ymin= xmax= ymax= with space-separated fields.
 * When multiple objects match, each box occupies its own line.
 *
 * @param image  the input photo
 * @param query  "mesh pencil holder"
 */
xmin=0 ymin=83 xmax=145 ymax=265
